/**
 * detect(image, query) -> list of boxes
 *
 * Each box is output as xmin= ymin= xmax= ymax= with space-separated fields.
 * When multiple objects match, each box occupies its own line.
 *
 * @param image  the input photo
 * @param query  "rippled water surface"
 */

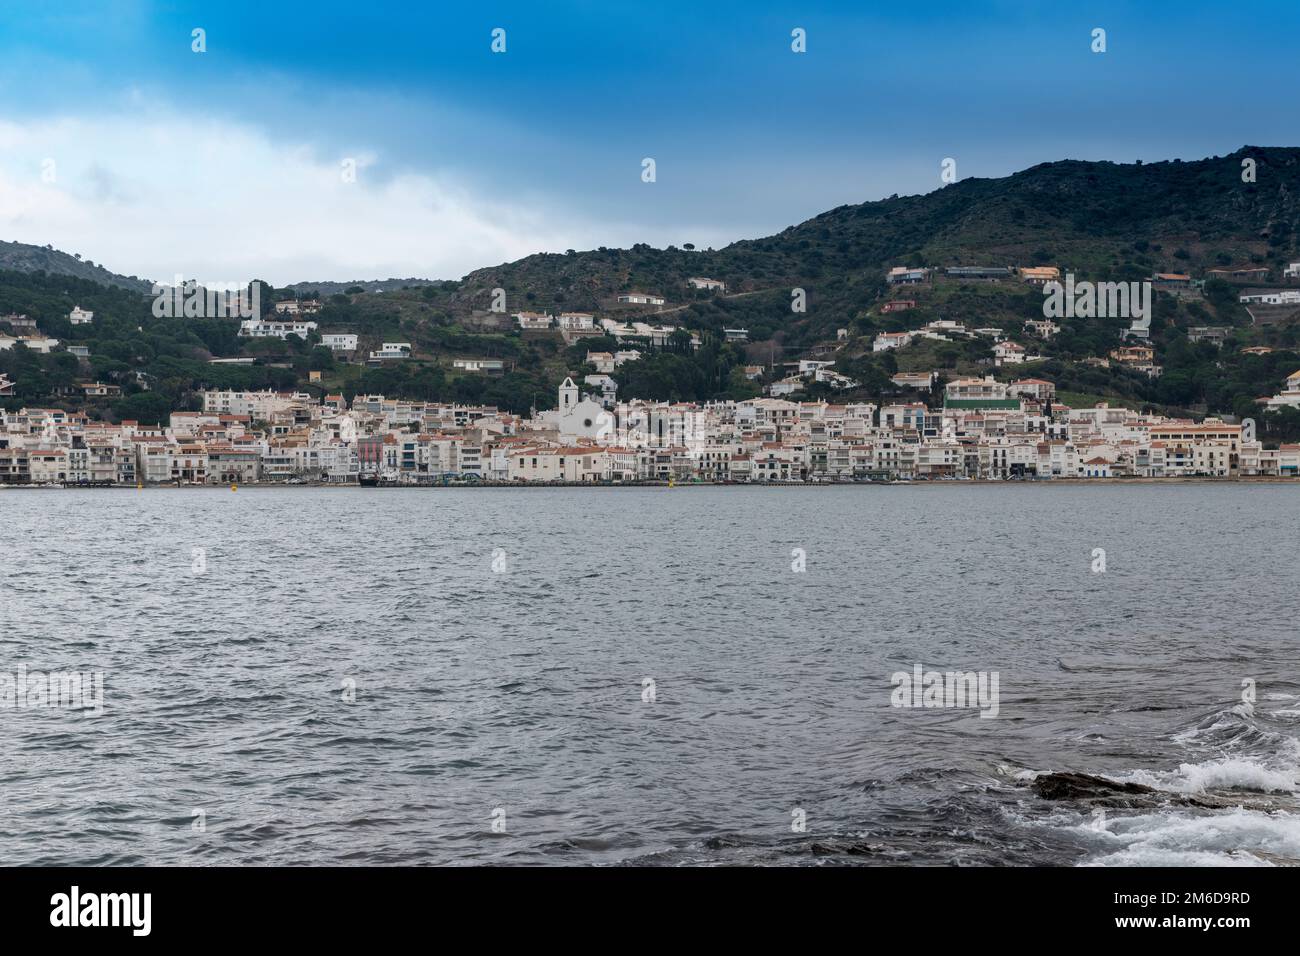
xmin=2 ymin=484 xmax=1298 ymax=866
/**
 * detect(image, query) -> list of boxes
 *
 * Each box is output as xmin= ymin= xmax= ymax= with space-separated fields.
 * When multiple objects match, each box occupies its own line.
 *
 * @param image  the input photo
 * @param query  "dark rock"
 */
xmin=1033 ymin=771 xmax=1155 ymax=801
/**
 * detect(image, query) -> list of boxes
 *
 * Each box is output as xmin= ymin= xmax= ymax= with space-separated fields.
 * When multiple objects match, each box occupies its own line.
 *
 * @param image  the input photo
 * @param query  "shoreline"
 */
xmin=3 ymin=476 xmax=1298 ymax=490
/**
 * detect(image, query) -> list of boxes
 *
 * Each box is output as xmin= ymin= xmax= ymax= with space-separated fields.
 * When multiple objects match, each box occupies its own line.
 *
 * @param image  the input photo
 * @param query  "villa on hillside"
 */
xmin=617 ymin=292 xmax=665 ymax=306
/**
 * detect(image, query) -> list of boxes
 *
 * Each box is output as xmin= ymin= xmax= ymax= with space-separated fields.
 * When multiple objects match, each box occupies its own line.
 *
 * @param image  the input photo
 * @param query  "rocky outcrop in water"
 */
xmin=1032 ymin=772 xmax=1155 ymax=802
xmin=1031 ymin=771 xmax=1275 ymax=811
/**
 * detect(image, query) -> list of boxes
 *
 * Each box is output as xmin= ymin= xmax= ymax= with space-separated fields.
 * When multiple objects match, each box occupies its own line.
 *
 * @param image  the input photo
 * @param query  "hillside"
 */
xmin=3 ymin=146 xmax=1300 ymax=440
xmin=0 ymin=240 xmax=153 ymax=293
xmin=281 ymin=278 xmax=444 ymax=296
xmin=446 ymin=146 xmax=1300 ymax=339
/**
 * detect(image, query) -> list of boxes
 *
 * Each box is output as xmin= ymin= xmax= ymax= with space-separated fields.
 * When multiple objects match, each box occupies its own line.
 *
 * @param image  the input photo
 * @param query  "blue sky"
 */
xmin=0 ymin=0 xmax=1294 ymax=283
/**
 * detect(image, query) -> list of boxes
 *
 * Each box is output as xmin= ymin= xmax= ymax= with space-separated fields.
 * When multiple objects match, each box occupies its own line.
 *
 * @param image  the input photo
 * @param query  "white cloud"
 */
xmin=0 ymin=108 xmax=721 ymax=285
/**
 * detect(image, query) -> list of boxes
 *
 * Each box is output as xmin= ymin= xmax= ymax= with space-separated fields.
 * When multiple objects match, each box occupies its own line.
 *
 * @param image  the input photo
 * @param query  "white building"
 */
xmin=453 ymin=358 xmax=505 ymax=373
xmin=946 ymin=376 xmax=1009 ymax=402
xmin=768 ymin=377 xmax=805 ymax=397
xmin=886 ymin=266 xmax=929 ymax=285
xmin=1265 ymin=369 xmax=1300 ymax=410
xmin=513 ymin=311 xmax=554 ymax=330
xmin=584 ymin=373 xmax=618 ymax=407
xmin=69 ymin=306 xmax=94 ymax=325
xmin=274 ymin=299 xmax=322 ymax=315
xmin=891 ymin=371 xmax=937 ymax=391
xmin=1239 ymin=290 xmax=1300 ymax=305
xmin=557 ymin=312 xmax=595 ymax=330
xmin=617 ymin=292 xmax=665 ymax=306
xmin=321 ymin=333 xmax=358 ymax=351
xmin=873 ymin=331 xmax=914 ymax=352
xmin=0 ymin=335 xmax=59 ymax=353
xmin=537 ymin=377 xmax=608 ymax=440
xmin=202 ymin=389 xmax=309 ymax=420
xmin=688 ymin=277 xmax=726 ymax=292
xmin=369 ymin=342 xmax=411 ymax=361
xmin=239 ymin=318 xmax=318 ymax=339
xmin=993 ymin=341 xmax=1027 ymax=366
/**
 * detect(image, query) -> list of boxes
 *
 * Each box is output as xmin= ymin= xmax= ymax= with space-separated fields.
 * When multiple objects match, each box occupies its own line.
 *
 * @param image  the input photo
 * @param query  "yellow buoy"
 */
xmin=136 ymin=482 xmax=142 ymax=490
xmin=231 ymin=483 xmax=238 ymax=492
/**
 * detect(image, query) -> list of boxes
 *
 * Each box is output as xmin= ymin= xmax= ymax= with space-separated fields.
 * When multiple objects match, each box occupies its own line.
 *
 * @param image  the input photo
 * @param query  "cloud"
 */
xmin=0 ymin=106 xmax=726 ymax=285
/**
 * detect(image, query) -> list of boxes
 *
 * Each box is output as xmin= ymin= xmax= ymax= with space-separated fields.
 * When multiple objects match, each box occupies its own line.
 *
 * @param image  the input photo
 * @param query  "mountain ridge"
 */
xmin=6 ymin=145 xmax=1296 ymax=299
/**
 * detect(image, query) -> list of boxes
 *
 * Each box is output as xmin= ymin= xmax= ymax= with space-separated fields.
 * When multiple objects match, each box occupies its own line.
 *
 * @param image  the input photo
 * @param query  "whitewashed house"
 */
xmin=321 ymin=333 xmax=358 ymax=351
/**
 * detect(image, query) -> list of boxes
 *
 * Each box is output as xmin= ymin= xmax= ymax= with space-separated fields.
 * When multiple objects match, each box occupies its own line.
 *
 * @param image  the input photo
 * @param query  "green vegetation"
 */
xmin=3 ymin=146 xmax=1300 ymax=435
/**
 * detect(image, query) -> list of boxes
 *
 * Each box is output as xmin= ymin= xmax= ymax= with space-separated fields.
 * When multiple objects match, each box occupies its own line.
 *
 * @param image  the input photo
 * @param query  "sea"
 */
xmin=1 ymin=483 xmax=1298 ymax=866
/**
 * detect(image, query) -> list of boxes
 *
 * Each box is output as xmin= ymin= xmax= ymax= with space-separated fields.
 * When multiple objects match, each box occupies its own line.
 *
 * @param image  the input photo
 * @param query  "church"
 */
xmin=536 ymin=377 xmax=609 ymax=440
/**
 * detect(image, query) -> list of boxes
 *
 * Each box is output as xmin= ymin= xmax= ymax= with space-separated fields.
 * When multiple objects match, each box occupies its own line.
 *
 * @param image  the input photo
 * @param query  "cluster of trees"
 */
xmin=604 ymin=336 xmax=757 ymax=403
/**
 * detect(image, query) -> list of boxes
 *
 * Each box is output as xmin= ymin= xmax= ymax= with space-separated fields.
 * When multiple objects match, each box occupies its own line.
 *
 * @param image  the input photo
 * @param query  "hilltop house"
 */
xmin=881 ymin=300 xmax=916 ymax=314
xmin=886 ymin=266 xmax=929 ymax=285
xmin=368 ymin=342 xmax=411 ymax=362
xmin=1207 ymin=266 xmax=1270 ymax=282
xmin=993 ymin=341 xmax=1027 ymax=366
xmin=239 ymin=318 xmax=318 ymax=339
xmin=1265 ymin=370 xmax=1300 ymax=410
xmin=1187 ymin=327 xmax=1230 ymax=345
xmin=321 ymin=333 xmax=359 ymax=351
xmin=1018 ymin=266 xmax=1061 ymax=286
xmin=1008 ymin=378 xmax=1056 ymax=402
xmin=873 ymin=331 xmax=913 ymax=352
xmin=1239 ymin=290 xmax=1300 ymax=305
xmin=1110 ymin=344 xmax=1161 ymax=378
xmin=0 ymin=334 xmax=59 ymax=353
xmin=274 ymin=299 xmax=322 ymax=315
xmin=557 ymin=312 xmax=595 ymax=331
xmin=945 ymin=376 xmax=1009 ymax=403
xmin=452 ymin=358 xmax=505 ymax=374
xmin=69 ymin=306 xmax=94 ymax=325
xmin=891 ymin=371 xmax=937 ymax=391
xmin=1152 ymin=272 xmax=1202 ymax=300
xmin=513 ymin=311 xmax=554 ymax=330
xmin=617 ymin=292 xmax=665 ymax=306
xmin=1024 ymin=319 xmax=1060 ymax=338
xmin=688 ymin=277 xmax=726 ymax=292
xmin=945 ymin=266 xmax=1012 ymax=280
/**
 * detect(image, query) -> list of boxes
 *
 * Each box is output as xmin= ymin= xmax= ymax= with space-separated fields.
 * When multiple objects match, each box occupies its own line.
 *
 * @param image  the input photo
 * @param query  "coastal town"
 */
xmin=2 ymin=365 xmax=1298 ymax=485
xmin=4 ymin=254 xmax=1300 ymax=485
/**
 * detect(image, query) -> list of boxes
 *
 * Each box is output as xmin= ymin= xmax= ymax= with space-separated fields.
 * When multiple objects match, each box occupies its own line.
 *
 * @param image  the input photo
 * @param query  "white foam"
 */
xmin=1081 ymin=807 xmax=1300 ymax=867
xmin=1122 ymin=757 xmax=1297 ymax=795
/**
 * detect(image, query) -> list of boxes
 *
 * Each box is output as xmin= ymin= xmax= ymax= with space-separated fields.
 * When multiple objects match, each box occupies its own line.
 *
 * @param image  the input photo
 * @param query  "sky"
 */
xmin=0 ymin=0 xmax=1295 ymax=285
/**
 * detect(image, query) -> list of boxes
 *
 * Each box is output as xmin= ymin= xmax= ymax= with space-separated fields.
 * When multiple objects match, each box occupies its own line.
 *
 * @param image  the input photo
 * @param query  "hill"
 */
xmin=3 ymin=146 xmax=1300 ymax=440
xmin=0 ymin=240 xmax=153 ymax=293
